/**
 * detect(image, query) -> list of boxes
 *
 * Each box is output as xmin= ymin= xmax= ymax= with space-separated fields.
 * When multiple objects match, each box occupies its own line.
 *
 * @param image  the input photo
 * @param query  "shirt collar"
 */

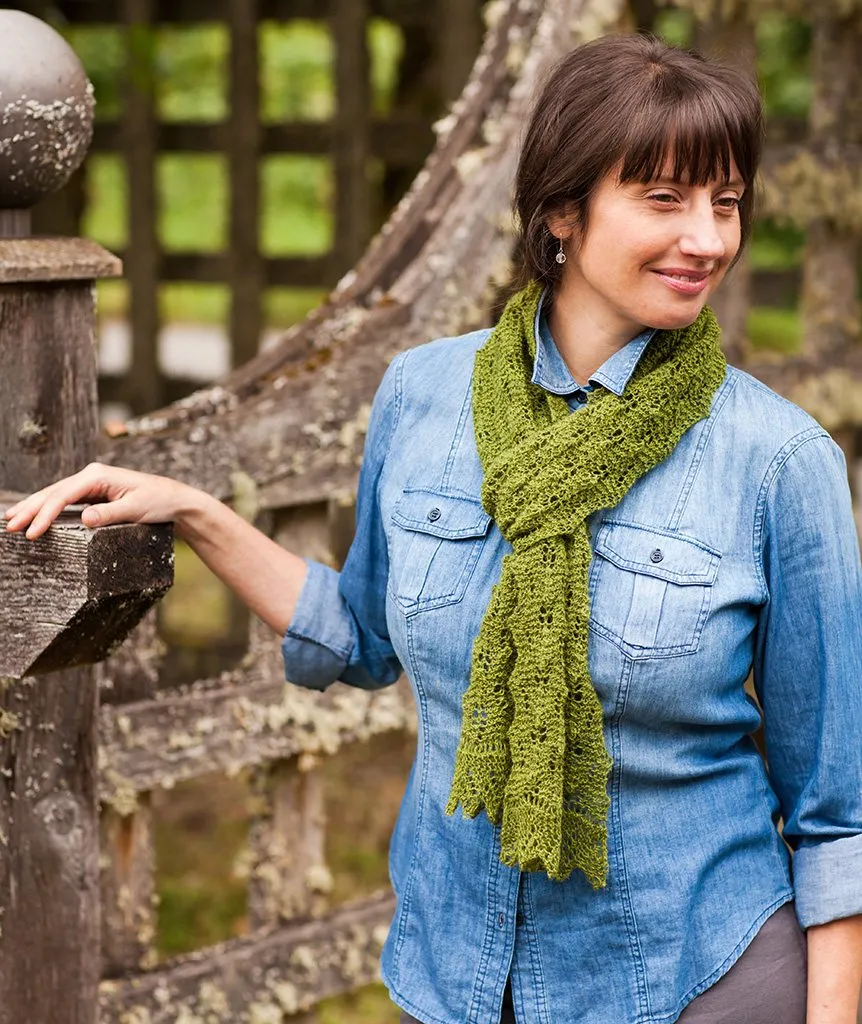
xmin=530 ymin=287 xmax=657 ymax=398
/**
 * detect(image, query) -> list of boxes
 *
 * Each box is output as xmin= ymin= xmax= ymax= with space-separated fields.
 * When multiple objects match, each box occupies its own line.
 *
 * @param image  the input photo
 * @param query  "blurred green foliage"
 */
xmin=69 ymin=19 xmax=401 ymax=328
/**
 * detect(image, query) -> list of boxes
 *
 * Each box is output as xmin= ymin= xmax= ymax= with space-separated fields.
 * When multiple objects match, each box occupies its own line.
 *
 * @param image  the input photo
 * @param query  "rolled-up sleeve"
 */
xmin=753 ymin=428 xmax=862 ymax=928
xmin=281 ymin=352 xmax=404 ymax=691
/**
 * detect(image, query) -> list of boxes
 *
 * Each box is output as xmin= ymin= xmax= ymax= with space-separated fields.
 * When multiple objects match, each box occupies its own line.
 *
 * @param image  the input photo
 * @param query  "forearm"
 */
xmin=807 ymin=914 xmax=862 ymax=1024
xmin=174 ymin=487 xmax=308 ymax=637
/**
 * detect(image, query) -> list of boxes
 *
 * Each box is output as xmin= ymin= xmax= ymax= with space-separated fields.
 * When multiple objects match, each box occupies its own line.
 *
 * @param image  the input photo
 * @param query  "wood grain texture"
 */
xmin=98 ymin=891 xmax=395 ymax=1022
xmin=247 ymin=760 xmax=329 ymax=927
xmin=0 ymin=238 xmax=120 ymax=282
xmin=0 ymin=274 xmax=101 ymax=1022
xmin=0 ymin=666 xmax=100 ymax=1024
xmin=0 ymin=519 xmax=174 ymax=678
xmin=0 ymin=285 xmax=99 ymax=488
xmin=99 ymin=674 xmax=415 ymax=801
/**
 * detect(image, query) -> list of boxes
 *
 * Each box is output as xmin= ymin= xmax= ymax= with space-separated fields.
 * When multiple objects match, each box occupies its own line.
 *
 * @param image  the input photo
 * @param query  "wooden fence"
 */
xmin=15 ymin=0 xmax=484 ymax=414
xmin=13 ymin=0 xmax=840 ymax=418
xmin=1 ymin=0 xmax=861 ymax=1022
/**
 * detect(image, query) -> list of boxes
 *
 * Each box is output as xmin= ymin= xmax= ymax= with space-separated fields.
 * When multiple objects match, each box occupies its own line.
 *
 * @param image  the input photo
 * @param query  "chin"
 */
xmin=642 ymin=303 xmax=708 ymax=332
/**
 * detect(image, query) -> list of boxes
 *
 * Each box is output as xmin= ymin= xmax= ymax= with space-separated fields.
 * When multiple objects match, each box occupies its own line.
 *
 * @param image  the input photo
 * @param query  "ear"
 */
xmin=545 ymin=208 xmax=579 ymax=244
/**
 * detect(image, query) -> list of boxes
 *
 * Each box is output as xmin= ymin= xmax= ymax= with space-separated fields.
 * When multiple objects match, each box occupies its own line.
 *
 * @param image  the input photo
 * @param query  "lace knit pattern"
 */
xmin=445 ymin=281 xmax=727 ymax=887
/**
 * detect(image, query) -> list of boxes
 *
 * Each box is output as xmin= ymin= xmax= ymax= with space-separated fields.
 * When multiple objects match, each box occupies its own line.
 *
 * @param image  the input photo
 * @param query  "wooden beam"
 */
xmin=331 ymin=0 xmax=373 ymax=275
xmin=99 ymin=794 xmax=157 ymax=977
xmin=58 ymin=0 xmax=435 ymax=25
xmin=92 ymin=115 xmax=435 ymax=165
xmin=800 ymin=9 xmax=862 ymax=361
xmin=247 ymin=759 xmax=330 ymax=926
xmin=121 ymin=0 xmax=164 ymax=415
xmin=436 ymin=0 xmax=482 ymax=105
xmin=0 ymin=246 xmax=110 ymax=1024
xmin=98 ymin=891 xmax=396 ymax=1022
xmin=0 ymin=511 xmax=173 ymax=678
xmin=98 ymin=672 xmax=414 ymax=801
xmin=0 ymin=237 xmax=120 ymax=283
xmin=228 ymin=0 xmax=265 ymax=369
xmin=245 ymin=504 xmax=337 ymax=931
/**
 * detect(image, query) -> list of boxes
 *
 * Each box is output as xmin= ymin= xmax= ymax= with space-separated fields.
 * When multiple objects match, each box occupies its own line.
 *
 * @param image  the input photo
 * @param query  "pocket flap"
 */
xmin=594 ymin=520 xmax=720 ymax=585
xmin=392 ymin=488 xmax=492 ymax=540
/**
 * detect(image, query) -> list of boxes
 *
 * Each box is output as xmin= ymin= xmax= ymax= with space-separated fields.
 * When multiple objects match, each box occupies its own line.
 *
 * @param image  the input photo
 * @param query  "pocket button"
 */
xmin=650 ymin=548 xmax=664 ymax=563
xmin=427 ymin=507 xmax=442 ymax=522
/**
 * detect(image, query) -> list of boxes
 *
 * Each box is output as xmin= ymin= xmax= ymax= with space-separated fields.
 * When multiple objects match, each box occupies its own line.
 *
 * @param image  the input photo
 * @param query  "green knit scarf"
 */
xmin=445 ymin=280 xmax=727 ymax=888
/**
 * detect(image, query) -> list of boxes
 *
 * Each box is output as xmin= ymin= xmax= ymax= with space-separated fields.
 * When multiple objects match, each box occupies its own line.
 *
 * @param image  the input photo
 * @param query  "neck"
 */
xmin=546 ymin=277 xmax=645 ymax=387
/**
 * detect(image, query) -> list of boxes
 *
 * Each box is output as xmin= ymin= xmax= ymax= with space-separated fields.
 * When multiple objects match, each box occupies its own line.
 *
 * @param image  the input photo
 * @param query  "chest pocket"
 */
xmin=589 ymin=520 xmax=721 ymax=658
xmin=389 ymin=488 xmax=492 ymax=613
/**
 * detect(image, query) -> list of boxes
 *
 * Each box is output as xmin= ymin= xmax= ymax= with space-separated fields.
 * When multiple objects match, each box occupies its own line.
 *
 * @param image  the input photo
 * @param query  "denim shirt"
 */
xmin=283 ymin=295 xmax=862 ymax=1024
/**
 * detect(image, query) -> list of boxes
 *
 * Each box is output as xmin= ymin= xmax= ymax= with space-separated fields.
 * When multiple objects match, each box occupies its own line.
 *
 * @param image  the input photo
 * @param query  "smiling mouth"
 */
xmin=651 ymin=269 xmax=711 ymax=296
xmin=653 ymin=270 xmax=709 ymax=283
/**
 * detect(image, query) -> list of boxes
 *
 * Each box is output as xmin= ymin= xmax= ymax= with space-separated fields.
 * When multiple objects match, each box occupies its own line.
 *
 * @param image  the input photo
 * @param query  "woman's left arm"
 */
xmin=807 ymin=914 xmax=862 ymax=1023
xmin=753 ymin=431 xmax=862 ymax=1023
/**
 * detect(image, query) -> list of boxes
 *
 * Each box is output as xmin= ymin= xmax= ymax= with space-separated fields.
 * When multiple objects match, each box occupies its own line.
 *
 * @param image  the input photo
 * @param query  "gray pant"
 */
xmin=398 ymin=901 xmax=806 ymax=1024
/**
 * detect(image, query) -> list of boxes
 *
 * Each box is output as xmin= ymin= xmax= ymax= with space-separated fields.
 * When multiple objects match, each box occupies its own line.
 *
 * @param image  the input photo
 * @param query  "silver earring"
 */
xmin=555 ymin=236 xmax=567 ymax=265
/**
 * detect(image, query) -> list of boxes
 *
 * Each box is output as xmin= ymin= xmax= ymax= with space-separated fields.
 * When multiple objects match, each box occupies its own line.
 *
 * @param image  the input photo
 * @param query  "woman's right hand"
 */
xmin=3 ymin=461 xmax=195 ymax=540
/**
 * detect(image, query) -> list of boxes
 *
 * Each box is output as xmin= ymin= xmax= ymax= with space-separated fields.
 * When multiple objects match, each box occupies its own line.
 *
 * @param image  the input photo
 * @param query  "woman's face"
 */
xmin=553 ymin=158 xmax=744 ymax=339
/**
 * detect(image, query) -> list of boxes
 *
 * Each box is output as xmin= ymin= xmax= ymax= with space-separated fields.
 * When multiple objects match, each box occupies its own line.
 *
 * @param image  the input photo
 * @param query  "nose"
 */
xmin=678 ymin=198 xmax=726 ymax=262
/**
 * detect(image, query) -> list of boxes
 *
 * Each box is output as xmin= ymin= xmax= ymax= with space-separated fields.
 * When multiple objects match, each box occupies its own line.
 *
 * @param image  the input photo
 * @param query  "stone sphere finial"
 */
xmin=0 ymin=9 xmax=94 ymax=210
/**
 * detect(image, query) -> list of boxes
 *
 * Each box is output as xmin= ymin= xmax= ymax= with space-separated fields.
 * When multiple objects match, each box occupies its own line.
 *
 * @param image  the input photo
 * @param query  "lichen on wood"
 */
xmin=762 ymin=151 xmax=862 ymax=232
xmin=98 ymin=892 xmax=394 ymax=1024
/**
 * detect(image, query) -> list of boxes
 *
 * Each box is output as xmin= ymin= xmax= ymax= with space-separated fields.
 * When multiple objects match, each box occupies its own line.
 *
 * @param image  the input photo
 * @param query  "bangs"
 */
xmin=618 ymin=79 xmax=753 ymax=188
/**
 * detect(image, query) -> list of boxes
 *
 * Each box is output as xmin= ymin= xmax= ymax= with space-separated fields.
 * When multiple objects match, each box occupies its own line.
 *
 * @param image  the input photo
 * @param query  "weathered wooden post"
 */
xmin=0 ymin=11 xmax=172 ymax=1024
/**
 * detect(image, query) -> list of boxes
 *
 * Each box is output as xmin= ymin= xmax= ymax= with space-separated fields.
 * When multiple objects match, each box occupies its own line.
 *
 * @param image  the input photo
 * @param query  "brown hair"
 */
xmin=513 ymin=34 xmax=764 ymax=289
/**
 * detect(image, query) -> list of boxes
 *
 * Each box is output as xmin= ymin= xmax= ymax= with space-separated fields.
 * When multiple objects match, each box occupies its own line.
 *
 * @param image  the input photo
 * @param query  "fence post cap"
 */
xmin=0 ymin=9 xmax=94 ymax=209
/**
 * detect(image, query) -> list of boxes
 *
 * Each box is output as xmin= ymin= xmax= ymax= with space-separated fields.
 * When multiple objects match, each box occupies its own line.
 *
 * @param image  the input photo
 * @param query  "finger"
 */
xmin=4 ymin=493 xmax=58 ymax=532
xmin=80 ymin=496 xmax=138 ymax=528
xmin=8 ymin=466 xmax=117 ymax=536
xmin=17 ymin=487 xmax=102 ymax=539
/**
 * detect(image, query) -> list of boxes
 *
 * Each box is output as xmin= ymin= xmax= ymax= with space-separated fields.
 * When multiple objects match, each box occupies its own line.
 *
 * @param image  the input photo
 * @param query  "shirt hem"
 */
xmin=642 ymin=889 xmax=795 ymax=1024
xmin=380 ymin=890 xmax=796 ymax=1024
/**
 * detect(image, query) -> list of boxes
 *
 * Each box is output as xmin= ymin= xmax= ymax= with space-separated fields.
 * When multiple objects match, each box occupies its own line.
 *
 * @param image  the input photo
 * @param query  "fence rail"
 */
xmin=1 ymin=1 xmax=861 ymax=1022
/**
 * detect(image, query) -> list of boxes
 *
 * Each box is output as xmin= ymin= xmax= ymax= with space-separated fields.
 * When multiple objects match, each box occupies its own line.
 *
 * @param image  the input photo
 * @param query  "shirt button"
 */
xmin=573 ymin=389 xmax=589 ymax=403
xmin=497 ymin=912 xmax=506 ymax=928
xmin=427 ymin=507 xmax=442 ymax=522
xmin=650 ymin=548 xmax=664 ymax=563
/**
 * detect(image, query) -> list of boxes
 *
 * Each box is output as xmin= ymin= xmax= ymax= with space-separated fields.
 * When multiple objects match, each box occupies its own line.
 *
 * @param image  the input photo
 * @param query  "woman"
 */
xmin=5 ymin=35 xmax=862 ymax=1024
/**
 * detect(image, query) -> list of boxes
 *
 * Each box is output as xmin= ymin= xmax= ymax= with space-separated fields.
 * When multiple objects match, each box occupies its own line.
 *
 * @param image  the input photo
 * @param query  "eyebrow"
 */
xmin=649 ymin=177 xmax=746 ymax=189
